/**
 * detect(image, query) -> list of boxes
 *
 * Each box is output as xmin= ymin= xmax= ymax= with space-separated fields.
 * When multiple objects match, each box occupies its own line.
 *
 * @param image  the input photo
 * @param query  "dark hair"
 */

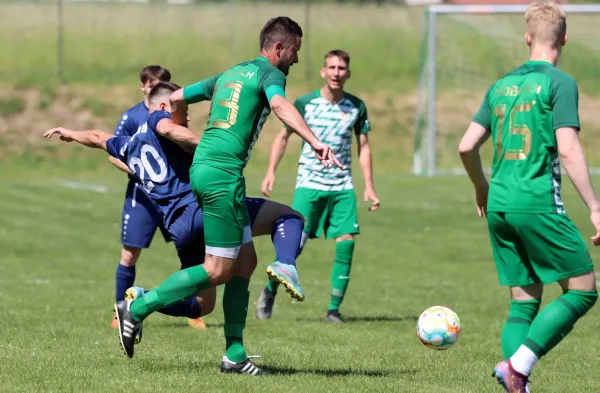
xmin=148 ymin=81 xmax=181 ymax=103
xmin=140 ymin=65 xmax=171 ymax=84
xmin=259 ymin=16 xmax=303 ymax=49
xmin=324 ymin=49 xmax=350 ymax=68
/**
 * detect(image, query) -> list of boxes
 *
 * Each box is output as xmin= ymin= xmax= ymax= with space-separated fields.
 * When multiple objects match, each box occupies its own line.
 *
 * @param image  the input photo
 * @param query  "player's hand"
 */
xmin=364 ymin=187 xmax=380 ymax=211
xmin=43 ymin=127 xmax=75 ymax=142
xmin=474 ymin=185 xmax=488 ymax=218
xmin=261 ymin=172 xmax=276 ymax=198
xmin=590 ymin=207 xmax=600 ymax=246
xmin=310 ymin=141 xmax=344 ymax=169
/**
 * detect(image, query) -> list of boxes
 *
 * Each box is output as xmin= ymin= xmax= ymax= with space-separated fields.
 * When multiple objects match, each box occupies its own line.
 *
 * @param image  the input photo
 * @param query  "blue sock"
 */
xmin=271 ymin=214 xmax=304 ymax=267
xmin=158 ymin=296 xmax=202 ymax=318
xmin=115 ymin=264 xmax=136 ymax=302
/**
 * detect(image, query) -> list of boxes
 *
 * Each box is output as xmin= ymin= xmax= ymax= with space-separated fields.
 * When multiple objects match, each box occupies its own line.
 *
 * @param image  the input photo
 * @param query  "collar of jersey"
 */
xmin=255 ymin=56 xmax=269 ymax=63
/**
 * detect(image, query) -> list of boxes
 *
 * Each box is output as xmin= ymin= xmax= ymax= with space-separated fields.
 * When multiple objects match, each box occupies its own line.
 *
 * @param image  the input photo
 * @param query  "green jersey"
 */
xmin=183 ymin=56 xmax=287 ymax=173
xmin=473 ymin=60 xmax=580 ymax=214
xmin=289 ymin=90 xmax=370 ymax=192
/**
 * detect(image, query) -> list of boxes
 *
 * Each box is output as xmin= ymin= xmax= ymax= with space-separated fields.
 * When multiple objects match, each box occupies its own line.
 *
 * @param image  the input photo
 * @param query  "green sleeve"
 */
xmin=472 ymin=87 xmax=492 ymax=130
xmin=260 ymin=67 xmax=287 ymax=103
xmin=551 ymin=75 xmax=580 ymax=131
xmin=354 ymin=101 xmax=371 ymax=135
xmin=182 ymin=74 xmax=222 ymax=104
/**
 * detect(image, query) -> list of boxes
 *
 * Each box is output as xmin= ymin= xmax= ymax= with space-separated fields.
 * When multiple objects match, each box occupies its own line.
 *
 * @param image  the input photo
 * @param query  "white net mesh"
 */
xmin=414 ymin=6 xmax=600 ymax=175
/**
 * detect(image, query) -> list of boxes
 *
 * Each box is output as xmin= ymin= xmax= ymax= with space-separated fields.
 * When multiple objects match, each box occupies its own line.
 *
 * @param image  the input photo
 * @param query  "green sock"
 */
xmin=501 ymin=299 xmax=540 ymax=359
xmin=266 ymin=257 xmax=280 ymax=293
xmin=328 ymin=239 xmax=355 ymax=311
xmin=523 ymin=290 xmax=597 ymax=357
xmin=223 ymin=276 xmax=250 ymax=363
xmin=266 ymin=279 xmax=279 ymax=293
xmin=130 ymin=265 xmax=210 ymax=322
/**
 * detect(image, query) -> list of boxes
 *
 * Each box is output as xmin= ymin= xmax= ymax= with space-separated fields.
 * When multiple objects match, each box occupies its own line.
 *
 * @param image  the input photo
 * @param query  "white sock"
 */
xmin=510 ymin=345 xmax=539 ymax=376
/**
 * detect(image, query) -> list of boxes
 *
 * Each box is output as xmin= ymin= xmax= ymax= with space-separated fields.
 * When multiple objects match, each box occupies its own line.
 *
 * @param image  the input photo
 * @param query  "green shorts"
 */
xmin=487 ymin=212 xmax=593 ymax=287
xmin=189 ymin=164 xmax=251 ymax=258
xmin=292 ymin=188 xmax=359 ymax=240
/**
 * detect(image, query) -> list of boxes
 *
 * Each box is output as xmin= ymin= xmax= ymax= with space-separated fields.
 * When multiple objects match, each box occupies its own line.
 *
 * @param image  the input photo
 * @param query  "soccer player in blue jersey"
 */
xmin=44 ymin=81 xmax=304 ymax=375
xmin=109 ymin=65 xmax=177 ymax=330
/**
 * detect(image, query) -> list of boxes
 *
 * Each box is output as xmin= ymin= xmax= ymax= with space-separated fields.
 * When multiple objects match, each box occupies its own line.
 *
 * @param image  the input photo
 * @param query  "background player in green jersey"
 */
xmin=256 ymin=49 xmax=380 ymax=323
xmin=458 ymin=2 xmax=600 ymax=391
xmin=116 ymin=16 xmax=342 ymax=375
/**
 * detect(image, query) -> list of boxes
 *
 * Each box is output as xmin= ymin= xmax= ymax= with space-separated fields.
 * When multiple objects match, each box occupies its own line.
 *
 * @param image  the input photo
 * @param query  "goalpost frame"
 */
xmin=413 ymin=4 xmax=600 ymax=177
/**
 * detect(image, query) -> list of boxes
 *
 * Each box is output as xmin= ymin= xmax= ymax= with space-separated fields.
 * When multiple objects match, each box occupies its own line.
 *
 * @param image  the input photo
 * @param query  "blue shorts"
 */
xmin=169 ymin=197 xmax=267 ymax=269
xmin=121 ymin=180 xmax=171 ymax=248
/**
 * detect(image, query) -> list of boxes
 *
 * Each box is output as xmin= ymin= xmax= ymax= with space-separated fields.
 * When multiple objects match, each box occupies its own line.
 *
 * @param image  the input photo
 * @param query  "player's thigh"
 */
xmin=487 ymin=212 xmax=539 ymax=287
xmin=169 ymin=203 xmax=206 ymax=270
xmin=191 ymin=165 xmax=248 ymax=254
xmin=325 ymin=190 xmax=360 ymax=240
xmin=121 ymin=183 xmax=160 ymax=249
xmin=291 ymin=188 xmax=328 ymax=238
xmin=511 ymin=213 xmax=594 ymax=285
xmin=250 ymin=199 xmax=303 ymax=237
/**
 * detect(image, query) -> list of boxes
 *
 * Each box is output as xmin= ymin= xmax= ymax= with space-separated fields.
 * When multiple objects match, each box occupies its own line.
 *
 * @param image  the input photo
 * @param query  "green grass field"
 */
xmin=1 ymin=161 xmax=600 ymax=392
xmin=3 ymin=2 xmax=600 ymax=391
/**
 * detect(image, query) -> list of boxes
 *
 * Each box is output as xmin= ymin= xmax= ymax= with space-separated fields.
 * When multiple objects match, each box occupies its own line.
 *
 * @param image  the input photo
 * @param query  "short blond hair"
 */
xmin=525 ymin=1 xmax=566 ymax=48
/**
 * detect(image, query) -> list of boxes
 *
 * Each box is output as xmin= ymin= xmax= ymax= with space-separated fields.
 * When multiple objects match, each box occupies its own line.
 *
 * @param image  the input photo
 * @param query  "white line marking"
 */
xmin=59 ymin=180 xmax=108 ymax=193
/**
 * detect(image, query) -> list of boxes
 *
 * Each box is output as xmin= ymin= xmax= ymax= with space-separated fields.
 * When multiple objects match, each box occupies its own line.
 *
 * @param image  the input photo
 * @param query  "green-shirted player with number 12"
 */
xmin=114 ymin=17 xmax=342 ymax=375
xmin=257 ymin=49 xmax=380 ymax=323
xmin=459 ymin=2 xmax=600 ymax=391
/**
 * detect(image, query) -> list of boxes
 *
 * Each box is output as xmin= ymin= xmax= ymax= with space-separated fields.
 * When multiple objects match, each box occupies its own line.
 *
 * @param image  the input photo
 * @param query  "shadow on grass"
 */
xmin=264 ymin=365 xmax=415 ymax=377
xmin=295 ymin=315 xmax=419 ymax=323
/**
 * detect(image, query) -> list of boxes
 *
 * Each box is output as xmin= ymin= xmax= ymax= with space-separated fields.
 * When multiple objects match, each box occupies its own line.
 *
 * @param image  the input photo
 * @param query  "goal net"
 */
xmin=413 ymin=4 xmax=600 ymax=176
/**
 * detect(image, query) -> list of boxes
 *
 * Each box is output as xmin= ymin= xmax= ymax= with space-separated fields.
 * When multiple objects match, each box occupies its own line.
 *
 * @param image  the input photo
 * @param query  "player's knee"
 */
xmin=121 ymin=246 xmax=142 ymax=266
xmin=234 ymin=244 xmax=258 ymax=278
xmin=510 ymin=283 xmax=543 ymax=301
xmin=564 ymin=270 xmax=597 ymax=292
xmin=290 ymin=209 xmax=305 ymax=225
xmin=203 ymin=255 xmax=237 ymax=285
xmin=336 ymin=234 xmax=354 ymax=242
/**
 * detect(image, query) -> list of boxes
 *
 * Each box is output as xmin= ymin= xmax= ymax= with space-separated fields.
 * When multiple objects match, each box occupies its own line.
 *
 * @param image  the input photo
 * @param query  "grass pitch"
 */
xmin=1 ymin=164 xmax=600 ymax=392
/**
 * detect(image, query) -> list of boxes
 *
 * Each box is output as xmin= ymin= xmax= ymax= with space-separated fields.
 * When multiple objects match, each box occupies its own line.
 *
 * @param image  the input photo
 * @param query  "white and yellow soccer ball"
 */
xmin=417 ymin=306 xmax=461 ymax=350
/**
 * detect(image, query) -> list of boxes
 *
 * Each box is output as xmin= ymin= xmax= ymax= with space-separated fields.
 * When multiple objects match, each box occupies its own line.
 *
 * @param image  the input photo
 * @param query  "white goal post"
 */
xmin=413 ymin=4 xmax=600 ymax=176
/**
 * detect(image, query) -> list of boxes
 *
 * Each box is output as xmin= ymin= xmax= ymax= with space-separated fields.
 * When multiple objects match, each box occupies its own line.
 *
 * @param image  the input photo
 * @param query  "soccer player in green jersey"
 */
xmin=256 ymin=49 xmax=380 ymax=323
xmin=458 ymin=2 xmax=600 ymax=391
xmin=115 ymin=16 xmax=342 ymax=375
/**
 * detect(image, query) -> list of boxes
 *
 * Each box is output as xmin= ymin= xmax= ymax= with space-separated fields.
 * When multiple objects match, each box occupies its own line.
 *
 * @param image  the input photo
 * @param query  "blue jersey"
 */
xmin=107 ymin=110 xmax=197 ymax=226
xmin=114 ymin=101 xmax=148 ymax=137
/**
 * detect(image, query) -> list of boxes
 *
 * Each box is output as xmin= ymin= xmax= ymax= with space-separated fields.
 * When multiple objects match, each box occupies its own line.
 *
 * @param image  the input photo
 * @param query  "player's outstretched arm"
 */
xmin=261 ymin=128 xmax=291 ymax=197
xmin=108 ymin=156 xmax=133 ymax=175
xmin=459 ymin=121 xmax=490 ymax=217
xmin=357 ymin=133 xmax=380 ymax=211
xmin=43 ymin=127 xmax=113 ymax=151
xmin=154 ymin=119 xmax=199 ymax=153
xmin=270 ymin=95 xmax=343 ymax=170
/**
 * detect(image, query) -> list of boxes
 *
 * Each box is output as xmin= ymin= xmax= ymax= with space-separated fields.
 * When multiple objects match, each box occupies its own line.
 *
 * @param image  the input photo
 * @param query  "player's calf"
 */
xmin=508 ymin=271 xmax=597 ymax=378
xmin=112 ymin=246 xmax=142 ymax=328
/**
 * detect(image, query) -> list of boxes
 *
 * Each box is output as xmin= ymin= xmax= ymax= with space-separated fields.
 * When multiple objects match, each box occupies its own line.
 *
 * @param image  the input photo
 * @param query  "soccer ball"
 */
xmin=417 ymin=306 xmax=461 ymax=350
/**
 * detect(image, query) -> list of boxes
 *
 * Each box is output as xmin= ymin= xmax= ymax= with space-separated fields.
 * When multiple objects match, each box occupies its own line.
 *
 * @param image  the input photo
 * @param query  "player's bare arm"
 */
xmin=357 ymin=133 xmax=380 ymax=211
xmin=261 ymin=128 xmax=291 ymax=197
xmin=43 ymin=127 xmax=113 ymax=151
xmin=108 ymin=156 xmax=133 ymax=175
xmin=270 ymin=95 xmax=343 ymax=170
xmin=458 ymin=121 xmax=491 ymax=217
xmin=556 ymin=126 xmax=600 ymax=245
xmin=154 ymin=118 xmax=199 ymax=153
